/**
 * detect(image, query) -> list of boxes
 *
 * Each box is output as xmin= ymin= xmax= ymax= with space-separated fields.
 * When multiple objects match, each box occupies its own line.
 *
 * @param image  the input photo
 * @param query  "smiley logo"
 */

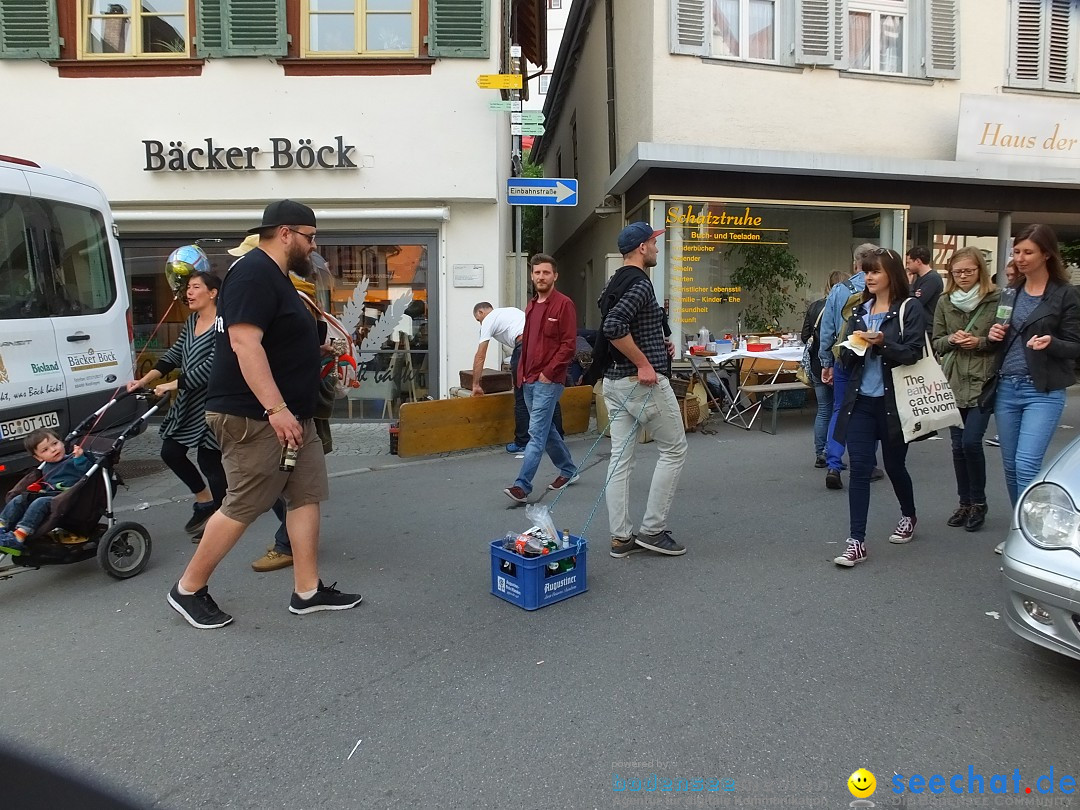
xmin=847 ymin=768 xmax=876 ymax=798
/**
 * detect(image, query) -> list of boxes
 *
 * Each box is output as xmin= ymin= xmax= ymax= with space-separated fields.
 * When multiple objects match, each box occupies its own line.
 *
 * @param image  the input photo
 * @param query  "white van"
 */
xmin=0 ymin=155 xmax=136 ymax=476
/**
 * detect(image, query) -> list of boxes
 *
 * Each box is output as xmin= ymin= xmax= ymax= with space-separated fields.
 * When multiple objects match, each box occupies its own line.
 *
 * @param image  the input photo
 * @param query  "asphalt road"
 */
xmin=4 ymin=393 xmax=1080 ymax=810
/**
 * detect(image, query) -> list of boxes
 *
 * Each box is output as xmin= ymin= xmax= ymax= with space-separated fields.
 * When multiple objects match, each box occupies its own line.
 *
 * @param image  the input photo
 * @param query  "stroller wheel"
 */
xmin=97 ymin=521 xmax=152 ymax=579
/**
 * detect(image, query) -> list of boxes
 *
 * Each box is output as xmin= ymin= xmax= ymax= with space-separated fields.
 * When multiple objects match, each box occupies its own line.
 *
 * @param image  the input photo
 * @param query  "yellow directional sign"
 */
xmin=476 ymin=73 xmax=522 ymax=90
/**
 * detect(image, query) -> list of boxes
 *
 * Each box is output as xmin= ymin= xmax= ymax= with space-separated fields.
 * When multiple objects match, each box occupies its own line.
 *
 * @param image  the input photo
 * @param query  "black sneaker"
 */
xmin=870 ymin=467 xmax=885 ymax=482
xmin=167 ymin=582 xmax=233 ymax=629
xmin=184 ymin=502 xmax=217 ymax=536
xmin=289 ymin=580 xmax=363 ymax=615
xmin=826 ymin=469 xmax=843 ymax=490
xmin=635 ymin=530 xmax=687 ymax=556
xmin=610 ymin=535 xmax=643 ymax=558
xmin=814 ymin=455 xmax=827 ymax=469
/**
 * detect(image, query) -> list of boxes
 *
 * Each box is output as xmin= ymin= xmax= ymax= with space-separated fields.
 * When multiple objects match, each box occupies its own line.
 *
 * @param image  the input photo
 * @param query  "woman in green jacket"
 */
xmin=932 ymin=247 xmax=1000 ymax=532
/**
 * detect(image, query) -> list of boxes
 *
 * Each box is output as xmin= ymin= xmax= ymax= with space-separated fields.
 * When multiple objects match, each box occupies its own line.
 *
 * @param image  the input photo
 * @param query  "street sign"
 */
xmin=476 ymin=73 xmax=522 ymax=90
xmin=506 ymin=178 xmax=578 ymax=207
xmin=520 ymin=111 xmax=545 ymax=123
xmin=489 ymin=100 xmax=514 ymax=111
xmin=511 ymin=124 xmax=522 ymax=136
xmin=520 ymin=124 xmax=545 ymax=136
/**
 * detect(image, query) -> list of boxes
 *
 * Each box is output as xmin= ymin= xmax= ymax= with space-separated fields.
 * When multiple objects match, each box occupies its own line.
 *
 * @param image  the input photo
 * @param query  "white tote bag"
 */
xmin=890 ymin=300 xmax=963 ymax=443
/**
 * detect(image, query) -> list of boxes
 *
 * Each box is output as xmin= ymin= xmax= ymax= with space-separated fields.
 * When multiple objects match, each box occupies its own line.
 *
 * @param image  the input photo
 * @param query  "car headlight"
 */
xmin=1019 ymin=483 xmax=1080 ymax=553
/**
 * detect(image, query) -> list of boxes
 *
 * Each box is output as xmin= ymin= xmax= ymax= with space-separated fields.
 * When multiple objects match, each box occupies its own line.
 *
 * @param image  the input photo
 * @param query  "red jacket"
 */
xmin=519 ymin=289 xmax=577 ymax=385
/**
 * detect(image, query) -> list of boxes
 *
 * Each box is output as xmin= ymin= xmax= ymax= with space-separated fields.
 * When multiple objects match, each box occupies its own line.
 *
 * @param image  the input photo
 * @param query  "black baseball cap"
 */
xmin=247 ymin=199 xmax=317 ymax=234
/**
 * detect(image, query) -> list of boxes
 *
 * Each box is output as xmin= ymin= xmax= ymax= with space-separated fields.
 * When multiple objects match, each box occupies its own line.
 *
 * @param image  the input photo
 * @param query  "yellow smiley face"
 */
xmin=847 ymin=768 xmax=876 ymax=798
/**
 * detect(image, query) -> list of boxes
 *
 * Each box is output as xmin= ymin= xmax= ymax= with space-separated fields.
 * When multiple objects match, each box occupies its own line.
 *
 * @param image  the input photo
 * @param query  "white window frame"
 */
xmin=302 ymin=0 xmax=419 ymax=58
xmin=711 ymin=0 xmax=779 ymax=63
xmin=79 ymin=0 xmax=190 ymax=59
xmin=539 ymin=73 xmax=551 ymax=93
xmin=847 ymin=0 xmax=908 ymax=76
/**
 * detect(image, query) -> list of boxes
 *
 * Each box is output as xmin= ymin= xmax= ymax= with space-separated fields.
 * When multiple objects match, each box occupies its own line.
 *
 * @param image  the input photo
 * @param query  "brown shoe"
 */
xmin=251 ymin=548 xmax=293 ymax=572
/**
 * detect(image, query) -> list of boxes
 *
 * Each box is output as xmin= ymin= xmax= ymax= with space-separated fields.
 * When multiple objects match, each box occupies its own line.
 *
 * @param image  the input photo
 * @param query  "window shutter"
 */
xmin=1046 ymin=0 xmax=1077 ymax=88
xmin=198 ymin=0 xmax=287 ymax=57
xmin=0 ymin=0 xmax=59 ymax=59
xmin=428 ymin=0 xmax=489 ymax=58
xmin=1009 ymin=0 xmax=1076 ymax=90
xmin=796 ymin=0 xmax=841 ymax=66
xmin=670 ymin=0 xmax=707 ymax=56
xmin=924 ymin=0 xmax=959 ymax=79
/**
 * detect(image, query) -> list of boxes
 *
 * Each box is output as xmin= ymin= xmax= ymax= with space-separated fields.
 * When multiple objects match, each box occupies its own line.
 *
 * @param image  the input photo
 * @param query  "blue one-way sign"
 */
xmin=506 ymin=178 xmax=578 ymax=206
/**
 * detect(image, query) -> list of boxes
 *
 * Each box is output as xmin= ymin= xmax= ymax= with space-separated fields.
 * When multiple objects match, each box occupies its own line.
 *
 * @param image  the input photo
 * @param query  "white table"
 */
xmin=706 ymin=346 xmax=808 ymax=432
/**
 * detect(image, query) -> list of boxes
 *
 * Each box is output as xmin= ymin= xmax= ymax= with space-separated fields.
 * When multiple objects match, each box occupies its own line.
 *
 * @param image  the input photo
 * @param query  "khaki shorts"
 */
xmin=206 ymin=412 xmax=329 ymax=526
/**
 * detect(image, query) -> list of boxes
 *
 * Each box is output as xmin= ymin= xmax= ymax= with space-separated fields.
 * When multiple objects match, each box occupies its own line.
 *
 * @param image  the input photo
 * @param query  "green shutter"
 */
xmin=428 ymin=0 xmax=489 ymax=58
xmin=197 ymin=0 xmax=286 ymax=57
xmin=0 ymin=0 xmax=59 ymax=59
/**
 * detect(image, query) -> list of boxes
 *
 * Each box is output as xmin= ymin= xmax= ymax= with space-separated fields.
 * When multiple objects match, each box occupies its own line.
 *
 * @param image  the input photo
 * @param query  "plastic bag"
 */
xmin=525 ymin=503 xmax=559 ymax=545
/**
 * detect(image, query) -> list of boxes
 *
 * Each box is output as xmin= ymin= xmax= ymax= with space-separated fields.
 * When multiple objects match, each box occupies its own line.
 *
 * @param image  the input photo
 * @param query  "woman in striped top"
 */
xmin=127 ymin=271 xmax=225 ymax=537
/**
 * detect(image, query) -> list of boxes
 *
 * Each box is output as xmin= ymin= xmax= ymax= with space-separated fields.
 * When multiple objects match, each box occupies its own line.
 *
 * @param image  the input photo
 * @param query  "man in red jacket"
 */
xmin=503 ymin=254 xmax=580 ymax=502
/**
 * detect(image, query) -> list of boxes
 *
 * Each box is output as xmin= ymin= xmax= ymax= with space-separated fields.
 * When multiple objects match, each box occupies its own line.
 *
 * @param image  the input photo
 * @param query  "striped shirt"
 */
xmin=602 ymin=278 xmax=670 ymax=380
xmin=155 ymin=313 xmax=219 ymax=450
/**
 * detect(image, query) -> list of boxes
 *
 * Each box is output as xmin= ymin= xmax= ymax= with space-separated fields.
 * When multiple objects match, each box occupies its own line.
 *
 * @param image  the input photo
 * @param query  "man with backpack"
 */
xmin=818 ymin=243 xmax=884 ymax=490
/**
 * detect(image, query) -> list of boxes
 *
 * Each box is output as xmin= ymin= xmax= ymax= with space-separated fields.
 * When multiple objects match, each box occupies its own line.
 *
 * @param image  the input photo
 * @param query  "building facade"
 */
xmin=0 ymin=0 xmax=546 ymax=418
xmin=534 ymin=0 xmax=1080 ymax=343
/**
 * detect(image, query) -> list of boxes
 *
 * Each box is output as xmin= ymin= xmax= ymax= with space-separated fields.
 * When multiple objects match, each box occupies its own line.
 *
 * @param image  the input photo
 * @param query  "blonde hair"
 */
xmin=945 ymin=247 xmax=994 ymax=297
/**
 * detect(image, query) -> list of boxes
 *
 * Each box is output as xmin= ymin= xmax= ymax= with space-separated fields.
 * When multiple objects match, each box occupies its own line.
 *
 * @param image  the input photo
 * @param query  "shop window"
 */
xmin=80 ymin=0 xmax=188 ymax=57
xmin=304 ymin=0 xmax=416 ymax=57
xmin=848 ymin=1 xmax=906 ymax=75
xmin=1008 ymin=0 xmax=1078 ymax=92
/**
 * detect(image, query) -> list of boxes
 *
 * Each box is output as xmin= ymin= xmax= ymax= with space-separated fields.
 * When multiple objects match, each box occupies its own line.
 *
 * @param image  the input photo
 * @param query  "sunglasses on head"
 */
xmin=872 ymin=247 xmax=900 ymax=258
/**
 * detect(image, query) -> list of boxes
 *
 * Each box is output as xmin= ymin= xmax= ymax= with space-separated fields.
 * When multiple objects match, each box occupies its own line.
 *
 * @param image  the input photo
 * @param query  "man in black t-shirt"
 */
xmin=167 ymin=200 xmax=361 ymax=630
xmin=906 ymin=245 xmax=943 ymax=320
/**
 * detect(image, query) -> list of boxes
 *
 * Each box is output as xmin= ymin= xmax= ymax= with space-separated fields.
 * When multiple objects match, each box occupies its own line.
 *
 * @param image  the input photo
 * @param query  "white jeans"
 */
xmin=602 ymin=376 xmax=688 ymax=539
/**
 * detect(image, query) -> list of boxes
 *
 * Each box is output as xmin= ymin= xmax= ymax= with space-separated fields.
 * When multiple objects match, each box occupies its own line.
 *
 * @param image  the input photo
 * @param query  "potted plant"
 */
xmin=727 ymin=243 xmax=807 ymax=334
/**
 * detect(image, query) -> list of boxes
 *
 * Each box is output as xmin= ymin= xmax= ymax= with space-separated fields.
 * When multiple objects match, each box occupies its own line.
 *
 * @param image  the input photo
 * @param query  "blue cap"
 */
xmin=617 ymin=222 xmax=664 ymax=254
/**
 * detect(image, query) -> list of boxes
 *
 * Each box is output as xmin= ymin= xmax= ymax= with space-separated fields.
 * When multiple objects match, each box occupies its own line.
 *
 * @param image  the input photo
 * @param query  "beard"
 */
xmin=286 ymin=244 xmax=314 ymax=278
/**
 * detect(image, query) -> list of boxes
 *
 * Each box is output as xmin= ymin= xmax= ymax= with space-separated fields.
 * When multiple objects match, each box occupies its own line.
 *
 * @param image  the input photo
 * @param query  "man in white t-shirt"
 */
xmin=472 ymin=302 xmax=562 ymax=453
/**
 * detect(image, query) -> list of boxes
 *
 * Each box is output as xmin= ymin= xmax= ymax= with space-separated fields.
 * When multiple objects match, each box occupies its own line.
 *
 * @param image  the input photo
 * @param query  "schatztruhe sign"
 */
xmin=142 ymin=136 xmax=358 ymax=172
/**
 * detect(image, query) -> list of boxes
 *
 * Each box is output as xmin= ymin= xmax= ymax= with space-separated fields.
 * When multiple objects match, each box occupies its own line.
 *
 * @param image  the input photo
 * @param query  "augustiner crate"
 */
xmin=489 ymin=536 xmax=588 ymax=610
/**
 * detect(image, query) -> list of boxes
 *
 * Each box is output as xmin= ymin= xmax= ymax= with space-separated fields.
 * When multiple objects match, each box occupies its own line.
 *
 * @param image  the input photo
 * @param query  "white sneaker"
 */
xmin=834 ymin=538 xmax=866 ymax=567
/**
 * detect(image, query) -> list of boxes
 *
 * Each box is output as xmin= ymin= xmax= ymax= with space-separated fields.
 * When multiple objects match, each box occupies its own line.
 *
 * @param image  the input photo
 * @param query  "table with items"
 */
xmin=703 ymin=346 xmax=807 ymax=433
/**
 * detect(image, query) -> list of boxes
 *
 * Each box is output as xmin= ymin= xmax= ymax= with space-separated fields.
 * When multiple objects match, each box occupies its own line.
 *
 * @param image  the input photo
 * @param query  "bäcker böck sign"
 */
xmin=143 ymin=137 xmax=358 ymax=172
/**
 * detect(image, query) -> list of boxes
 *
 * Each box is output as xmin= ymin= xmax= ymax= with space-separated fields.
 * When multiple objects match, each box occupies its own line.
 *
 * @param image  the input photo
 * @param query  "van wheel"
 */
xmin=97 ymin=521 xmax=152 ymax=579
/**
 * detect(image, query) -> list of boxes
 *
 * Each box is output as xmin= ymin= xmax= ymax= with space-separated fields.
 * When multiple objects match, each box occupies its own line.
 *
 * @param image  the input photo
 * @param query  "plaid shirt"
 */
xmin=602 ymin=278 xmax=669 ymax=380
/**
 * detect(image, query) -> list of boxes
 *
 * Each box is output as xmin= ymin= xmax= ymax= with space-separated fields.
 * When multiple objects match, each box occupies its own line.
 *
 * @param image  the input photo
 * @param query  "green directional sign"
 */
xmin=489 ymin=100 xmax=514 ymax=111
xmin=520 ymin=124 xmax=546 ymax=136
xmin=520 ymin=111 xmax=545 ymax=122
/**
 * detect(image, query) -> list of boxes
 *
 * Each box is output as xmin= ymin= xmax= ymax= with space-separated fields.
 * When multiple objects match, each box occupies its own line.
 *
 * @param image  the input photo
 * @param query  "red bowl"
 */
xmin=746 ymin=343 xmax=770 ymax=352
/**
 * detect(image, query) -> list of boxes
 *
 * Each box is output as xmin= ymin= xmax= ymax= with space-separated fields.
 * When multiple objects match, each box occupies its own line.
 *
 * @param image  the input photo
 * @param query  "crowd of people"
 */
xmin=802 ymin=225 xmax=1080 ymax=566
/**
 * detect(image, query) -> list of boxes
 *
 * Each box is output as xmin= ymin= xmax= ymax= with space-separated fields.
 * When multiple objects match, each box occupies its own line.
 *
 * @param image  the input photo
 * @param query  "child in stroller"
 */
xmin=0 ymin=388 xmax=162 ymax=579
xmin=0 ymin=428 xmax=95 ymax=554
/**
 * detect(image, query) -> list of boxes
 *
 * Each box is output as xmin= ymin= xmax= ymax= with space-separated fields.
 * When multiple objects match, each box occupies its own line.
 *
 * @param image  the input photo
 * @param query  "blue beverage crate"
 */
xmin=490 ymin=535 xmax=588 ymax=610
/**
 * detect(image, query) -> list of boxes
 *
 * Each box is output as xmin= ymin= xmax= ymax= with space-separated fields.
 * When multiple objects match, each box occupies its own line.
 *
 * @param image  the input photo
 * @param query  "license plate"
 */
xmin=0 ymin=411 xmax=61 ymax=441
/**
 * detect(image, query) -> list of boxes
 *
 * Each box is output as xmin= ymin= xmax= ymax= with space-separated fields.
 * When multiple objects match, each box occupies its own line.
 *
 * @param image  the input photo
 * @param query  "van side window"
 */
xmin=0 ymin=195 xmax=48 ymax=319
xmin=42 ymin=201 xmax=117 ymax=317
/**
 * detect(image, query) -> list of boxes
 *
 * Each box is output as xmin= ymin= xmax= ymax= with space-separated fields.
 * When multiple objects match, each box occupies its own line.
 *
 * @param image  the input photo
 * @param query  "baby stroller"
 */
xmin=0 ymin=388 xmax=164 ymax=580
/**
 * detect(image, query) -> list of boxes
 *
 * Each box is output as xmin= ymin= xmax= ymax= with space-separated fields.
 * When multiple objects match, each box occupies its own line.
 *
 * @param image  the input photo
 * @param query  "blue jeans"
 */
xmin=0 ymin=493 xmax=56 ymax=536
xmin=271 ymin=497 xmax=291 ymax=555
xmin=994 ymin=376 xmax=1066 ymax=505
xmin=509 ymin=343 xmax=563 ymax=446
xmin=846 ymin=396 xmax=916 ymax=543
xmin=813 ymin=380 xmax=833 ymax=457
xmin=515 ymin=381 xmax=575 ymax=494
xmin=824 ymin=365 xmax=849 ymax=471
xmin=950 ymin=406 xmax=992 ymax=505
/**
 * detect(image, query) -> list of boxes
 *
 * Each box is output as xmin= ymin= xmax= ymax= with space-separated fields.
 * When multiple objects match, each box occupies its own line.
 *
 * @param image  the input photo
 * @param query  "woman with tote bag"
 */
xmin=986 ymin=225 xmax=1080 ymax=537
xmin=932 ymin=248 xmax=999 ymax=532
xmin=832 ymin=249 xmax=926 ymax=567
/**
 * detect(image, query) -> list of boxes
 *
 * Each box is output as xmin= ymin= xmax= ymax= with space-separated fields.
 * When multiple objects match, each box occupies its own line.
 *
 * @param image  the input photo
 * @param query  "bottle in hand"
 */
xmin=995 ymin=286 xmax=1017 ymax=325
xmin=279 ymin=444 xmax=299 ymax=472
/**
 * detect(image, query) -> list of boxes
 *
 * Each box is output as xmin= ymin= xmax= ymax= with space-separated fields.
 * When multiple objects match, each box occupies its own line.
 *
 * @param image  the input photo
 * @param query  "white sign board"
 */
xmin=452 ymin=264 xmax=485 ymax=287
xmin=956 ymin=93 xmax=1080 ymax=169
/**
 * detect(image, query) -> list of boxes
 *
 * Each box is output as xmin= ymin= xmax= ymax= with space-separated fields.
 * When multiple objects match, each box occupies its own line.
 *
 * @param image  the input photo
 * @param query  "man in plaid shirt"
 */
xmin=600 ymin=222 xmax=688 ymax=558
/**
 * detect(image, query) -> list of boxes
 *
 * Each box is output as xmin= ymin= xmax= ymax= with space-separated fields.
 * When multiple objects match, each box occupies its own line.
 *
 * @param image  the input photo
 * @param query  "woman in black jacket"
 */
xmin=833 ymin=249 xmax=926 ymax=567
xmin=987 ymin=224 xmax=1080 ymax=514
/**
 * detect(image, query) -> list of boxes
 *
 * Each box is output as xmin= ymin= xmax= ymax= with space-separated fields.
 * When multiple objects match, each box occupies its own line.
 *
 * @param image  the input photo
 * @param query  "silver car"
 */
xmin=1001 ymin=435 xmax=1080 ymax=661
